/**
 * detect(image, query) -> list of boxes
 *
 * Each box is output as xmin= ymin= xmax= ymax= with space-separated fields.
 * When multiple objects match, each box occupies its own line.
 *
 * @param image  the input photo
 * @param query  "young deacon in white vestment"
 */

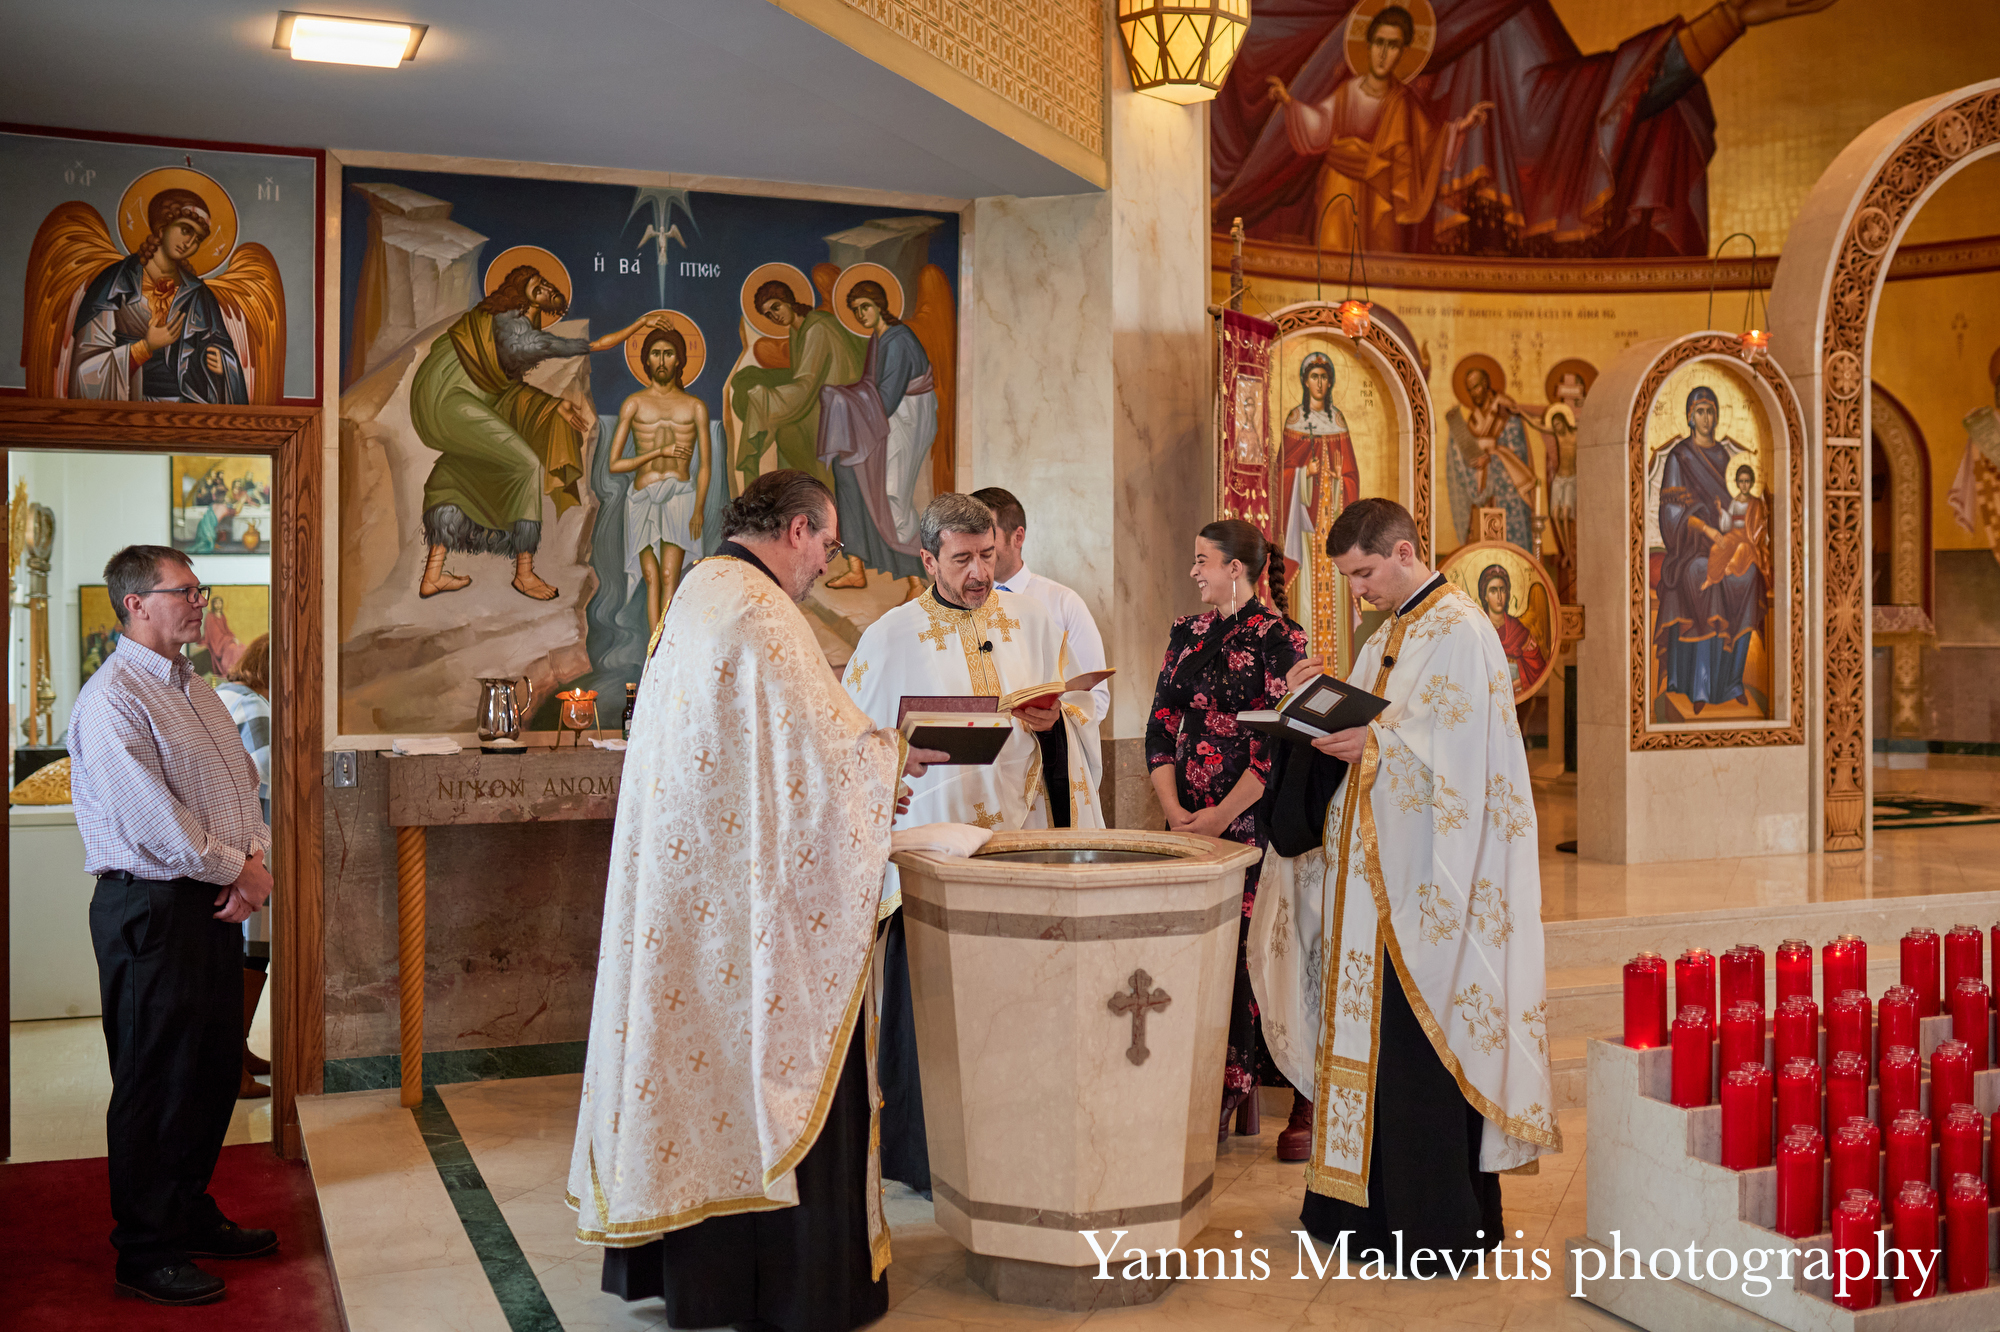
xmin=1246 ymin=498 xmax=1559 ymax=1262
xmin=842 ymin=492 xmax=1106 ymax=1193
xmin=973 ymin=485 xmax=1113 ymax=733
xmin=570 ymin=471 xmax=946 ymax=1332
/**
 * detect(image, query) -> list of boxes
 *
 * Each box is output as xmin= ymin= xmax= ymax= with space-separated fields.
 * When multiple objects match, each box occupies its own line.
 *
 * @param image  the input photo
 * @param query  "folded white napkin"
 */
xmin=391 ymin=736 xmax=462 ymax=756
xmin=890 ymin=823 xmax=994 ymax=858
xmin=588 ymin=738 xmax=629 ymax=751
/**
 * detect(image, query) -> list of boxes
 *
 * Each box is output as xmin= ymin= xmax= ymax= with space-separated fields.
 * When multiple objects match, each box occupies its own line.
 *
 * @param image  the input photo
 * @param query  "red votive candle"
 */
xmin=1720 ymin=1002 xmax=1763 ymax=1075
xmin=1941 ymin=1106 xmax=1983 ymax=1188
xmin=1744 ymin=1061 xmax=1775 ymax=1167
xmin=1824 ymin=935 xmax=1867 ymax=1011
xmin=1878 ymin=1045 xmax=1921 ymax=1129
xmin=1676 ymin=949 xmax=1717 ymax=1026
xmin=1932 ymin=1040 xmax=1974 ymax=1116
xmin=1722 ymin=945 xmax=1765 ymax=1014
xmin=1827 ymin=989 xmax=1871 ymax=1067
xmin=1832 ymin=1118 xmax=1879 ymax=1203
xmin=1775 ymin=996 xmax=1819 ymax=1070
xmin=1893 ymin=1181 xmax=1941 ymax=1302
xmin=1622 ymin=952 xmax=1668 ymax=1049
xmin=1777 ymin=1127 xmax=1826 ymax=1238
xmin=1946 ymin=924 xmax=1983 ymax=999
xmin=1947 ymin=1173 xmax=1989 ymax=1294
xmin=1832 ymin=1189 xmax=1882 ymax=1310
xmin=1828 ymin=1050 xmax=1869 ymax=1129
xmin=1722 ymin=1069 xmax=1762 ymax=1170
xmin=1778 ymin=1057 xmax=1822 ymax=1138
xmin=1877 ymin=986 xmax=1918 ymax=1074
xmin=1902 ymin=928 xmax=1942 ymax=1017
xmin=1953 ymin=978 xmax=1991 ymax=1071
xmin=1887 ymin=1111 xmax=1932 ymax=1199
xmin=1671 ymin=1006 xmax=1712 ymax=1108
xmin=1776 ymin=939 xmax=1814 ymax=1008
xmin=1993 ymin=923 xmax=2000 ymax=1007
xmin=1991 ymin=1110 xmax=2000 ymax=1194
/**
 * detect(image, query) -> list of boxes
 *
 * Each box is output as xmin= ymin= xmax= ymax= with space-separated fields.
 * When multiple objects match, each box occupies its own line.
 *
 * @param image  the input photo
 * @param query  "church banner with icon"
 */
xmin=336 ymin=166 xmax=958 ymax=739
xmin=1 ymin=126 xmax=322 ymax=404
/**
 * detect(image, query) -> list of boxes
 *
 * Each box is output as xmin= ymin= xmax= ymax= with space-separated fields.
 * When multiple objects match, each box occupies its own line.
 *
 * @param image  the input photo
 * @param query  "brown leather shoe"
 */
xmin=238 ymin=1067 xmax=271 ymax=1100
xmin=1276 ymin=1092 xmax=1313 ymax=1162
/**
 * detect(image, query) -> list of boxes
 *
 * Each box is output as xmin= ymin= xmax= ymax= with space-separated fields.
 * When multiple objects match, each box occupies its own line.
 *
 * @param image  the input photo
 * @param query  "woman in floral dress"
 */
xmin=1146 ymin=519 xmax=1307 ymax=1145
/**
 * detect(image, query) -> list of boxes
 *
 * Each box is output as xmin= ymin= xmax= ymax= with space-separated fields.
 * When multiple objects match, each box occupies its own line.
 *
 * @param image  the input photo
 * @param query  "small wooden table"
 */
xmin=385 ymin=746 xmax=626 ymax=1108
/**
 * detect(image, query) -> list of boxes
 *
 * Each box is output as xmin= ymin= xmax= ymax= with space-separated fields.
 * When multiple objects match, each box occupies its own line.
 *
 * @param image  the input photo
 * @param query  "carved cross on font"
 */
xmin=1108 ymin=968 xmax=1171 ymax=1066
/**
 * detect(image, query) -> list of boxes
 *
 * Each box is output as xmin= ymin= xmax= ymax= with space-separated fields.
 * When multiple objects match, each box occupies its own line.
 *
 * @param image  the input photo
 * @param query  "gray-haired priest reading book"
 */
xmin=1246 ymin=496 xmax=1560 ymax=1270
xmin=843 ymin=491 xmax=1107 ymax=1195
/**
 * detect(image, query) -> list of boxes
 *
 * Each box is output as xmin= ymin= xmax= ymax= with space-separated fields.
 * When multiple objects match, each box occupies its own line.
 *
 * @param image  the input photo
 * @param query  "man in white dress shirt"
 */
xmin=973 ymin=487 xmax=1111 ymax=730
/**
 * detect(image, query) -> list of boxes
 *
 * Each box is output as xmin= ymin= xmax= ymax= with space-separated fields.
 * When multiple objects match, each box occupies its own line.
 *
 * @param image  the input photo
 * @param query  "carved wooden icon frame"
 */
xmin=1625 ymin=336 xmax=1805 ymax=751
xmin=0 ymin=400 xmax=324 ymax=1160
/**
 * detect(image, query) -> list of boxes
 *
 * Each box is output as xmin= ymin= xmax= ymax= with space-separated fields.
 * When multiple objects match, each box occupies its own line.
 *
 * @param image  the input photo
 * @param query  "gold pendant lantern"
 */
xmin=1118 ymin=0 xmax=1250 ymax=105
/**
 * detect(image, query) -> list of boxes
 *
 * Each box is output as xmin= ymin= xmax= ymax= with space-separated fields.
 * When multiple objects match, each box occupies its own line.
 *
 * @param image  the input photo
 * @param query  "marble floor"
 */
xmin=1530 ymin=768 xmax=2000 ymax=923
xmin=298 ymin=1077 xmax=1615 ymax=1332
xmin=5 ymin=979 xmax=273 ymax=1162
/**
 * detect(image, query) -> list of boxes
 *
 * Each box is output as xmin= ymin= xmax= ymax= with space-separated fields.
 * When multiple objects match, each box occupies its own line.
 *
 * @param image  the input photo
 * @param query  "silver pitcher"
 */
xmin=475 ymin=676 xmax=535 ymax=742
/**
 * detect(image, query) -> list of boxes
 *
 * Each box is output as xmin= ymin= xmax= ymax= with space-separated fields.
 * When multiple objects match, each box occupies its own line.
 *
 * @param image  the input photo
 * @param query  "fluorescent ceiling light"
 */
xmin=273 ymin=11 xmax=426 ymax=67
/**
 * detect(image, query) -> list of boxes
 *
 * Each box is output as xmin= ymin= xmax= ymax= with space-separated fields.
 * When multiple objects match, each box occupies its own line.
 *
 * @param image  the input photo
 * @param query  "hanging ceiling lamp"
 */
xmin=1706 ymin=232 xmax=1770 ymax=362
xmin=1314 ymin=194 xmax=1373 ymax=339
xmin=1118 ymin=0 xmax=1250 ymax=105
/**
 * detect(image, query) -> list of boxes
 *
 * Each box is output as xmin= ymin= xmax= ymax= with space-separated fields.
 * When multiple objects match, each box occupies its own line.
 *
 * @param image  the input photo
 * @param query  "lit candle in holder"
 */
xmin=1721 ymin=1069 xmax=1762 ymax=1171
xmin=1831 ymin=1190 xmax=1881 ymax=1310
xmin=1774 ymin=996 xmax=1819 ymax=1071
xmin=1823 ymin=935 xmax=1866 ymax=1012
xmin=1902 ymin=928 xmax=1941 ymax=1017
xmin=1676 ymin=949 xmax=1717 ymax=1027
xmin=1827 ymin=1050 xmax=1868 ymax=1128
xmin=1892 ymin=1181 xmax=1941 ymax=1303
xmin=1827 ymin=989 xmax=1871 ymax=1067
xmin=1775 ymin=939 xmax=1813 ymax=1008
xmin=1876 ymin=986 xmax=1918 ymax=1073
xmin=1952 ymin=978 xmax=1991 ymax=1071
xmin=1941 ymin=1106 xmax=1982 ymax=1188
xmin=1777 ymin=1057 xmax=1822 ymax=1138
xmin=1721 ymin=945 xmax=1765 ymax=1014
xmin=1878 ymin=1045 xmax=1920 ymax=1130
xmin=1671 ymin=1006 xmax=1712 ymax=1108
xmin=1742 ymin=1061 xmax=1775 ymax=1167
xmin=1886 ymin=1111 xmax=1932 ymax=1201
xmin=1831 ymin=1118 xmax=1879 ymax=1204
xmin=1931 ymin=1040 xmax=1974 ymax=1117
xmin=1776 ymin=1127 xmax=1825 ymax=1239
xmin=1720 ymin=1002 xmax=1763 ymax=1074
xmin=1945 ymin=925 xmax=1983 ymax=998
xmin=1946 ymin=1173 xmax=1988 ymax=1294
xmin=1622 ymin=952 xmax=1668 ymax=1049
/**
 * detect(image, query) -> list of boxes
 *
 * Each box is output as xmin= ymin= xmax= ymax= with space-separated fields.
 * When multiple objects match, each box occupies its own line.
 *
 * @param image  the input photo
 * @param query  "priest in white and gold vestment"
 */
xmin=569 ymin=470 xmax=943 ymax=1332
xmin=1248 ymin=497 xmax=1558 ymax=1262
xmin=843 ymin=492 xmax=1104 ymax=1193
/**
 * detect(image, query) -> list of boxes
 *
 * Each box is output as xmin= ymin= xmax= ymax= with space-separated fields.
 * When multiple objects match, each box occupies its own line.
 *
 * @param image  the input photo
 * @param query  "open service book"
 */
xmin=1236 ymin=673 xmax=1389 ymax=743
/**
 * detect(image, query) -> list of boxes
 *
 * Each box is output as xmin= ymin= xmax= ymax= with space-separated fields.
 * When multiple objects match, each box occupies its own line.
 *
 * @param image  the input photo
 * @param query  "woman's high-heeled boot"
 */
xmin=1276 ymin=1092 xmax=1314 ymax=1161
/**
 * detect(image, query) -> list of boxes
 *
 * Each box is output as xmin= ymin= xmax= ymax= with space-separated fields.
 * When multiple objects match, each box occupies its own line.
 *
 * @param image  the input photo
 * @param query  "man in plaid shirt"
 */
xmin=68 ymin=545 xmax=278 ymax=1306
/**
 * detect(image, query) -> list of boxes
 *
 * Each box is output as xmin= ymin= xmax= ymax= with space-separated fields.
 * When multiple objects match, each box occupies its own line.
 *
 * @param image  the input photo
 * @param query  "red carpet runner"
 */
xmin=0 ymin=1144 xmax=339 ymax=1329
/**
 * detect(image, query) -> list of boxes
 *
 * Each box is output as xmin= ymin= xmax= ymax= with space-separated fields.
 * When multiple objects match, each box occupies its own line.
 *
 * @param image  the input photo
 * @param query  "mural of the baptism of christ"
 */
xmin=1 ymin=126 xmax=322 ymax=404
xmin=337 ymin=168 xmax=957 ymax=738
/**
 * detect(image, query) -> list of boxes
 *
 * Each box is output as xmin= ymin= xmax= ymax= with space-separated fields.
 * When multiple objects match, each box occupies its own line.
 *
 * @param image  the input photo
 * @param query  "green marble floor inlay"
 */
xmin=413 ymin=1087 xmax=564 ymax=1332
xmin=324 ymin=1040 xmax=586 ymax=1093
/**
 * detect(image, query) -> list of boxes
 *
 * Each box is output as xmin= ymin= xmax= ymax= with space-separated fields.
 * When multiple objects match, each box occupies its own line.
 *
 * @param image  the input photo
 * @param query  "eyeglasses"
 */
xmin=135 ymin=584 xmax=212 ymax=605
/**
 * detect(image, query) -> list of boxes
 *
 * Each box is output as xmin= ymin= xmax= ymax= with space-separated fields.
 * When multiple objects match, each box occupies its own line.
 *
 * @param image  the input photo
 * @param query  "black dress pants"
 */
xmin=89 ymin=874 xmax=245 ymax=1269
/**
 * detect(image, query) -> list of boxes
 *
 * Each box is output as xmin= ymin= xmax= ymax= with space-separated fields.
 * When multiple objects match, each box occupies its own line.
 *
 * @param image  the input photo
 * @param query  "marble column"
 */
xmin=961 ymin=63 xmax=1209 ymax=829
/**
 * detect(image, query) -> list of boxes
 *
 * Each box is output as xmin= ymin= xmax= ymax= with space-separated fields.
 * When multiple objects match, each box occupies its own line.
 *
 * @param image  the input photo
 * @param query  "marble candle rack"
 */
xmin=1573 ymin=1012 xmax=2000 ymax=1328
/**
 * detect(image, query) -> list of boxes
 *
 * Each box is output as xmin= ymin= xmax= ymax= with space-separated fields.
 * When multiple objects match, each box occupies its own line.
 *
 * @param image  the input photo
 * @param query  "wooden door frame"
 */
xmin=0 ymin=399 xmax=323 ymax=1159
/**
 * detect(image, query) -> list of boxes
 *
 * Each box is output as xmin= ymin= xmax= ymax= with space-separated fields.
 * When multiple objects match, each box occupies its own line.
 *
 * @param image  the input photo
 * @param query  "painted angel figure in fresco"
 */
xmin=1276 ymin=351 xmax=1358 ymax=588
xmin=411 ymin=264 xmax=671 ymax=602
xmin=1213 ymin=0 xmax=1840 ymax=257
xmin=1478 ymin=562 xmax=1549 ymax=692
xmin=1444 ymin=364 xmax=1536 ymax=548
xmin=730 ymin=279 xmax=860 ymax=493
xmin=22 ymin=183 xmax=284 ymax=402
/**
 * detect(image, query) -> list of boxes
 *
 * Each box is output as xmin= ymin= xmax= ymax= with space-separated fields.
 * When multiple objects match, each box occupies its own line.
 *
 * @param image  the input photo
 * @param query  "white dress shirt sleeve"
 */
xmin=76 ymin=692 xmax=251 ymax=885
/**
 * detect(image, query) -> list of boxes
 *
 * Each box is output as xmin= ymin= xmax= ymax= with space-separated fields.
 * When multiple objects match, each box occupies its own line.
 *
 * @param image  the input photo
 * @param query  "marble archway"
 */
xmin=1870 ymin=385 xmax=1934 ymax=742
xmin=1768 ymin=80 xmax=2000 ymax=852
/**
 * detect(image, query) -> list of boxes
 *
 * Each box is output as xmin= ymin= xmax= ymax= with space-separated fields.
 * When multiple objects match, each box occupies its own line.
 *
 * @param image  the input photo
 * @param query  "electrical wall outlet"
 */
xmin=330 ymin=751 xmax=358 ymax=788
